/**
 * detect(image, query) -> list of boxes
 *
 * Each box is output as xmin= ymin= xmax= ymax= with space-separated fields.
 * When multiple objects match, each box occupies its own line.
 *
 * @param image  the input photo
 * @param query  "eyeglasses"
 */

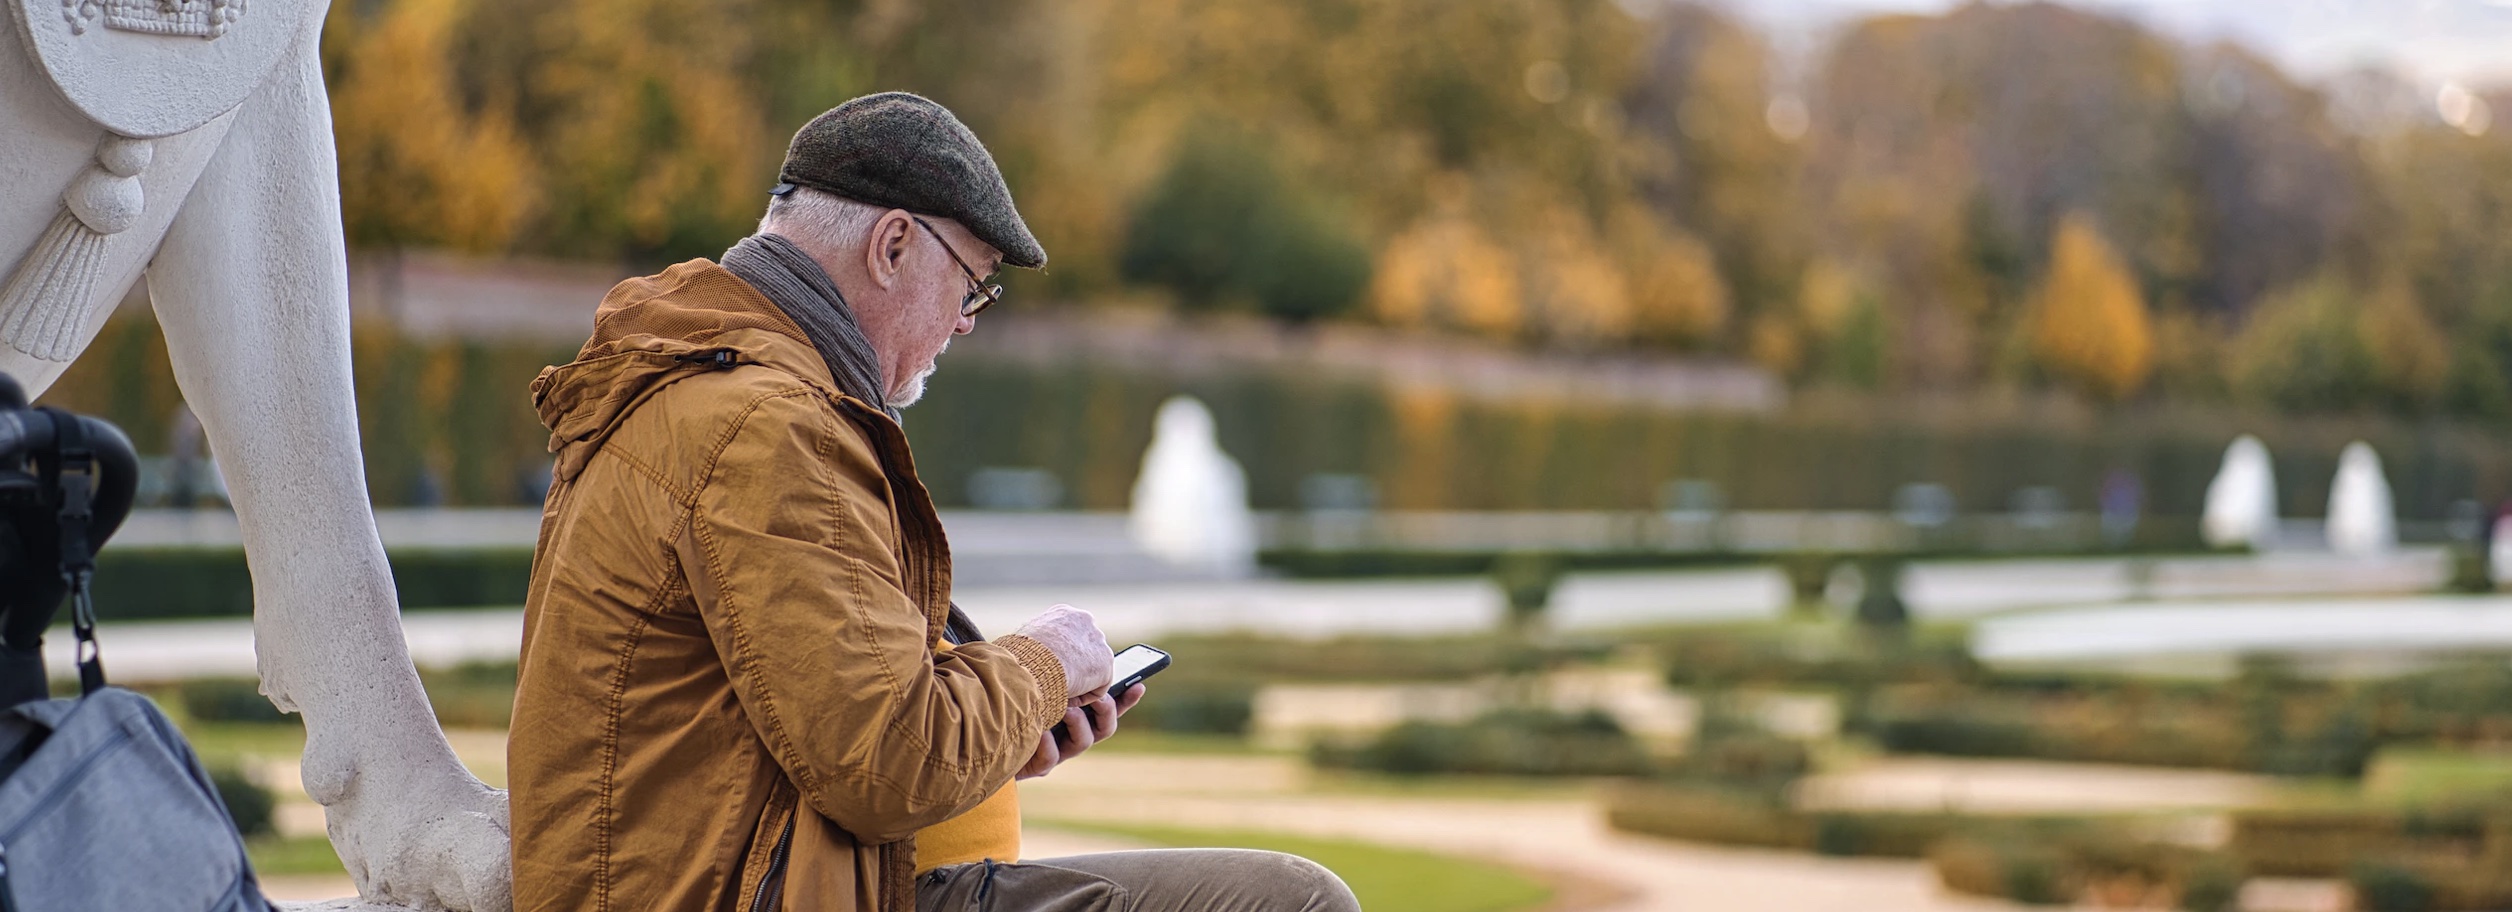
xmin=912 ymin=216 xmax=1003 ymax=318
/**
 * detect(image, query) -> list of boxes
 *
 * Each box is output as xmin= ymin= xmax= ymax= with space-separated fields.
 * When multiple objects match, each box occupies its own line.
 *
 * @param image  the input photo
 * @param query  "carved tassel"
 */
xmin=0 ymin=136 xmax=150 ymax=362
xmin=0 ymin=210 xmax=110 ymax=362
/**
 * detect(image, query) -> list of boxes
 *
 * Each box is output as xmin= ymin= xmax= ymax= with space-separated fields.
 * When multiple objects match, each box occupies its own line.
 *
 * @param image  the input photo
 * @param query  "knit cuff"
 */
xmin=995 ymin=634 xmax=1069 ymax=732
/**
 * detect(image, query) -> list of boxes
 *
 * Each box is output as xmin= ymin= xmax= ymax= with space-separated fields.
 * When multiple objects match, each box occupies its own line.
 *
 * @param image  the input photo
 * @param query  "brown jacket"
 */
xmin=511 ymin=260 xmax=1068 ymax=912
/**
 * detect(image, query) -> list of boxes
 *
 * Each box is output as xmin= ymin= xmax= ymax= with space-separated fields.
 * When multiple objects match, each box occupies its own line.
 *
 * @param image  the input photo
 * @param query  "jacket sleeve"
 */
xmin=676 ymin=388 xmax=1067 ymax=844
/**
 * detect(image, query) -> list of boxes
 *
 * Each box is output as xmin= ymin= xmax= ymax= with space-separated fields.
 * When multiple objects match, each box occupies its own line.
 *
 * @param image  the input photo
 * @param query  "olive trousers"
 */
xmin=915 ymin=849 xmax=1361 ymax=912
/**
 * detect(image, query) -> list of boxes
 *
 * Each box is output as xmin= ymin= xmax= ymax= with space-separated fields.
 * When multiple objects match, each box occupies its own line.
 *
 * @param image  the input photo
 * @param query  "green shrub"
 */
xmin=2000 ymin=849 xmax=2071 ymax=906
xmin=1606 ymin=780 xmax=1806 ymax=850
xmin=1928 ymin=823 xmax=2232 ymax=907
xmin=421 ymin=662 xmax=519 ymax=729
xmin=1929 ymin=838 xmax=2008 ymax=898
xmin=1808 ymin=812 xmax=1964 ymax=858
xmin=1161 ymin=633 xmax=1529 ymax=684
xmin=1124 ymin=681 xmax=1256 ymax=736
xmin=177 ymin=678 xmax=288 ymax=723
xmin=1313 ymin=709 xmax=1655 ymax=777
xmin=1866 ymin=688 xmax=2255 ymax=770
xmin=92 ymin=547 xmax=534 ymax=620
xmin=207 ymin=765 xmax=275 ymax=839
xmin=2231 ymin=808 xmax=2490 ymax=878
xmin=1119 ymin=127 xmax=1371 ymax=322
xmin=1930 ymin=834 xmax=2077 ymax=905
xmin=1612 ymin=780 xmax=1991 ymax=859
xmin=1255 ymin=548 xmax=1747 ymax=580
xmin=1872 ymin=713 xmax=2037 ymax=757
xmin=2354 ymin=862 xmax=2437 ymax=912
xmin=2177 ymin=855 xmax=2246 ymax=912
xmin=1678 ymin=731 xmax=1812 ymax=792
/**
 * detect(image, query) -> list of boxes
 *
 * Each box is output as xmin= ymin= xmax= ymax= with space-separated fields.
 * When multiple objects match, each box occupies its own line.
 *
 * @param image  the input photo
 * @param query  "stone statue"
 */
xmin=2326 ymin=440 xmax=2396 ymax=557
xmin=2202 ymin=434 xmax=2278 ymax=551
xmin=2 ymin=2 xmax=509 ymax=910
xmin=1129 ymin=396 xmax=1257 ymax=574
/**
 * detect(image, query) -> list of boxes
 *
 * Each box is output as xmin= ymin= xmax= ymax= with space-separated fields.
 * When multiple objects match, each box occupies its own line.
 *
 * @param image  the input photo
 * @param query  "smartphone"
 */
xmin=1050 ymin=644 xmax=1170 ymax=742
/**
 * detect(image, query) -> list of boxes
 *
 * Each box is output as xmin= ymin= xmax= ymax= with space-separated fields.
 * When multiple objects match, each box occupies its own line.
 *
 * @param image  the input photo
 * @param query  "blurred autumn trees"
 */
xmin=320 ymin=0 xmax=2512 ymax=419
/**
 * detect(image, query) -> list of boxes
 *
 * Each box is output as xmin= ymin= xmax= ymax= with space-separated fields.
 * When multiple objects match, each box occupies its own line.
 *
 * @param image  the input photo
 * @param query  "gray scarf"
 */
xmin=725 ymin=233 xmax=984 ymax=642
xmin=720 ymin=233 xmax=898 ymax=420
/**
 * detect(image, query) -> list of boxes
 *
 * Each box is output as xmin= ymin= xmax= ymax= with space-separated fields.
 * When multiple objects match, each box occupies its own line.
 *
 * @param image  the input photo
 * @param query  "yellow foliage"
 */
xmin=327 ymin=0 xmax=535 ymax=251
xmin=2030 ymin=214 xmax=2155 ymax=400
xmin=1526 ymin=208 xmax=1633 ymax=345
xmin=527 ymin=0 xmax=771 ymax=254
xmin=1371 ymin=215 xmax=1525 ymax=340
xmin=1610 ymin=206 xmax=1731 ymax=347
xmin=1628 ymin=238 xmax=1729 ymax=346
xmin=1797 ymin=258 xmax=1864 ymax=334
xmin=1748 ymin=312 xmax=1804 ymax=377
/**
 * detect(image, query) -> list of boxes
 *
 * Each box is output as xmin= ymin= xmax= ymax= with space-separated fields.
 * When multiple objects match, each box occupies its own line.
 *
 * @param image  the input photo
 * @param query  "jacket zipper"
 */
xmin=750 ymin=814 xmax=795 ymax=912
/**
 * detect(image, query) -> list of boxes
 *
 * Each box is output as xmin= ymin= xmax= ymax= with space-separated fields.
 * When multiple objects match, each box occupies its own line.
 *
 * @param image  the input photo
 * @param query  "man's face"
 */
xmin=884 ymin=217 xmax=999 ymax=409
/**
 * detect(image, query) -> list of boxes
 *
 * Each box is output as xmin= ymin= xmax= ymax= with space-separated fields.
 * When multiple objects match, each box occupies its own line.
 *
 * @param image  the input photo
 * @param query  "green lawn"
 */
xmin=181 ymin=720 xmax=307 ymax=760
xmin=249 ymin=835 xmax=348 ymax=876
xmin=1041 ymin=822 xmax=1552 ymax=912
xmin=2362 ymin=746 xmax=2512 ymax=807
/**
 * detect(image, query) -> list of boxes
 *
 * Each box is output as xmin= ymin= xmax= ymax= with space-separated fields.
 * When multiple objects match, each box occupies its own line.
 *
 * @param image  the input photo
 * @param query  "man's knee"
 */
xmin=1232 ymin=850 xmax=1359 ymax=912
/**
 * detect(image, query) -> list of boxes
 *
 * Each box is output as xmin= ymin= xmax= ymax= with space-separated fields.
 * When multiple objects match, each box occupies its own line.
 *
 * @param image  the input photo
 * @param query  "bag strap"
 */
xmin=42 ymin=411 xmax=102 ymax=696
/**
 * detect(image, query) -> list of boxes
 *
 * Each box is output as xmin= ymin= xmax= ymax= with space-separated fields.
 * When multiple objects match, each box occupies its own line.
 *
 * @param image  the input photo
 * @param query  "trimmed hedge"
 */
xmin=1312 ymin=709 xmax=1656 ymax=777
xmin=1865 ymin=683 xmax=2378 ymax=776
xmin=1605 ymin=780 xmax=1804 ymax=850
xmin=1929 ymin=828 xmax=2238 ymax=909
xmin=2230 ymin=808 xmax=2500 ymax=878
xmin=1604 ymin=779 xmax=1989 ymax=859
xmin=88 ymin=547 xmax=534 ymax=620
xmin=206 ymin=765 xmax=276 ymax=840
xmin=1256 ymin=548 xmax=1750 ymax=579
xmin=2350 ymin=860 xmax=2512 ymax=912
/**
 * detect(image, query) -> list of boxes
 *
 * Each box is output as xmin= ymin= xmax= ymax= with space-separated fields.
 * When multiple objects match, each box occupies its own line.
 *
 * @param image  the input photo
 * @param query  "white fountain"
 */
xmin=2326 ymin=440 xmax=2397 ymax=556
xmin=1129 ymin=395 xmax=1257 ymax=575
xmin=2490 ymin=514 xmax=2512 ymax=587
xmin=2202 ymin=435 xmax=2279 ymax=550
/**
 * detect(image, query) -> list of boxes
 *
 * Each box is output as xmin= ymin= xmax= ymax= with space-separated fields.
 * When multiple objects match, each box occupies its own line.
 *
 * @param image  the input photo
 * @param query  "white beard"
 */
xmin=885 ymin=369 xmax=931 ymax=409
xmin=885 ymin=339 xmax=947 ymax=409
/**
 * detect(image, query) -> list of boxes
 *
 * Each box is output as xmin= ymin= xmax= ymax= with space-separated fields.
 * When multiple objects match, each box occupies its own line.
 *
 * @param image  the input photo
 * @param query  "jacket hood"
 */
xmin=532 ymin=259 xmax=838 ymax=482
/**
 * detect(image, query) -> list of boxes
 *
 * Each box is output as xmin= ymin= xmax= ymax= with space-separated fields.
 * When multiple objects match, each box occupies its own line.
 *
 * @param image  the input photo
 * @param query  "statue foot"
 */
xmin=301 ymin=738 xmax=513 ymax=912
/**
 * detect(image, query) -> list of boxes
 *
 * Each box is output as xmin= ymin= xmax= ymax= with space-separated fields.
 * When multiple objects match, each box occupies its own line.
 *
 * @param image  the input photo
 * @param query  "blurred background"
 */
xmin=39 ymin=0 xmax=2512 ymax=909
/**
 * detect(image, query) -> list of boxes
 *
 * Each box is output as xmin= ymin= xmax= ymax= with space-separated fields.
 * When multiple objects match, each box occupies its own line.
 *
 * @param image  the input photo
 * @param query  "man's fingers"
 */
xmin=1086 ymin=693 xmax=1120 ymax=741
xmin=1113 ymin=683 xmax=1147 ymax=716
xmin=1017 ymin=730 xmax=1059 ymax=780
xmin=1057 ymin=705 xmax=1096 ymax=754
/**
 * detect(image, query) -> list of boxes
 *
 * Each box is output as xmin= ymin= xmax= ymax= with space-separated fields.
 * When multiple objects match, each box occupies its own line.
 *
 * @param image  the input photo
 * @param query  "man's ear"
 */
xmin=865 ymin=209 xmax=914 ymax=290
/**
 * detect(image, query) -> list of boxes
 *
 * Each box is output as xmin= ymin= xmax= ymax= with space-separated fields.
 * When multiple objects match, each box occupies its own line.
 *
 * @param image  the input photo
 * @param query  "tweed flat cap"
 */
xmin=772 ymin=93 xmax=1046 ymax=269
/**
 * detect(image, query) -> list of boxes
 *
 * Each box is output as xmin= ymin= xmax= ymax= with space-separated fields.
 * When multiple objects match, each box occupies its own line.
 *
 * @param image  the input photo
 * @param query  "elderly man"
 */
xmin=511 ymin=93 xmax=1359 ymax=912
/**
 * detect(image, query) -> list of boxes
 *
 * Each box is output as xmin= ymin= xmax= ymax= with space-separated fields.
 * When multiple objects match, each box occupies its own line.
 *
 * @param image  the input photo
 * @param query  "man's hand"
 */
xmin=1012 ymin=604 xmax=1114 ymax=698
xmin=1017 ymin=683 xmax=1146 ymax=780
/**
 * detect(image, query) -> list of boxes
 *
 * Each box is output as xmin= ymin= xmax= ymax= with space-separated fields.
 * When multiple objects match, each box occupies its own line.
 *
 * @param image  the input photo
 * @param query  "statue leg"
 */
xmin=147 ymin=28 xmax=510 ymax=912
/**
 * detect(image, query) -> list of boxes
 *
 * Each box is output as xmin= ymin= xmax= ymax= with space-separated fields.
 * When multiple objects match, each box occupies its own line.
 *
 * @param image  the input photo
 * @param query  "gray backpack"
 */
xmin=0 ymin=404 xmax=273 ymax=912
xmin=0 ymin=686 xmax=273 ymax=912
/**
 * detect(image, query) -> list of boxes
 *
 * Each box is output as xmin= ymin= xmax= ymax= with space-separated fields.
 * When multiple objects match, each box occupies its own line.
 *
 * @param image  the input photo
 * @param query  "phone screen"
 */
xmin=1111 ymin=645 xmax=1168 ymax=688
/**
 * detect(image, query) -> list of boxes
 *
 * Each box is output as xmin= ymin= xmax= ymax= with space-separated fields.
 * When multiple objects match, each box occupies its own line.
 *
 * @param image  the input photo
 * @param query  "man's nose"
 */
xmin=954 ymin=312 xmax=977 ymax=335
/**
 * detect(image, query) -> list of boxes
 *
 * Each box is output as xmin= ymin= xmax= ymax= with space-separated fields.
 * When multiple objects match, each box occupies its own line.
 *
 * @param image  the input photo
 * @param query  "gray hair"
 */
xmin=758 ymin=187 xmax=887 ymax=256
